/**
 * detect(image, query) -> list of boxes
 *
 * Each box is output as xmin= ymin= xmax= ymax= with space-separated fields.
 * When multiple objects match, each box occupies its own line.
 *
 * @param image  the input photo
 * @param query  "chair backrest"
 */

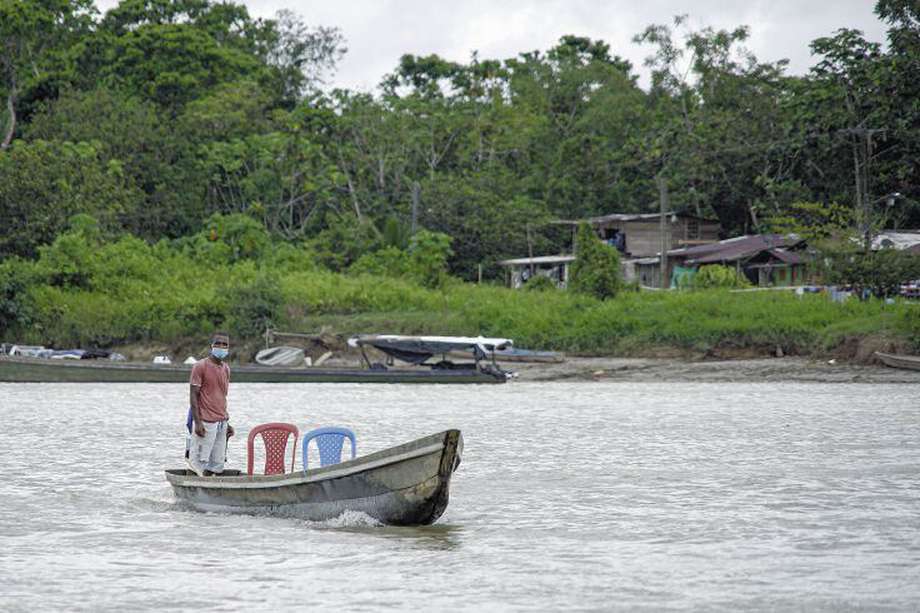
xmin=302 ymin=427 xmax=356 ymax=471
xmin=247 ymin=423 xmax=299 ymax=475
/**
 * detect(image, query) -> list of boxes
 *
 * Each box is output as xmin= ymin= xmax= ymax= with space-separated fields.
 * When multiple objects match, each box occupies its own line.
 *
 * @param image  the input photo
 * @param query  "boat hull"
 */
xmin=875 ymin=351 xmax=920 ymax=372
xmin=0 ymin=356 xmax=505 ymax=384
xmin=449 ymin=348 xmax=565 ymax=363
xmin=165 ymin=430 xmax=462 ymax=526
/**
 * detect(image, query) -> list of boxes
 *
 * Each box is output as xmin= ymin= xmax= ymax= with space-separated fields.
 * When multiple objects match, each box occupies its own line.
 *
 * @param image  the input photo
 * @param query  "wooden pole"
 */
xmin=657 ymin=174 xmax=669 ymax=290
xmin=411 ymin=181 xmax=420 ymax=235
xmin=526 ymin=223 xmax=535 ymax=276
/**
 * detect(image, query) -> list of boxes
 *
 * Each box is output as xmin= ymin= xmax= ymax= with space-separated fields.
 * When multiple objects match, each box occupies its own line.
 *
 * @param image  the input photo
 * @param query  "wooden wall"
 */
xmin=596 ymin=218 xmax=720 ymax=258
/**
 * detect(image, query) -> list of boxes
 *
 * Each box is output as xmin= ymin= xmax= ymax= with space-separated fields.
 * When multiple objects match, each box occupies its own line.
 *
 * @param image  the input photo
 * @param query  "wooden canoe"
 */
xmin=165 ymin=430 xmax=463 ymax=526
xmin=875 ymin=351 xmax=920 ymax=372
xmin=0 ymin=355 xmax=506 ymax=384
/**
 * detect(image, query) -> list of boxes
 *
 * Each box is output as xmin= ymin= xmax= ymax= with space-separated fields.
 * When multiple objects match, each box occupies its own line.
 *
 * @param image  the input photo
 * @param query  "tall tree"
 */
xmin=0 ymin=0 xmax=95 ymax=148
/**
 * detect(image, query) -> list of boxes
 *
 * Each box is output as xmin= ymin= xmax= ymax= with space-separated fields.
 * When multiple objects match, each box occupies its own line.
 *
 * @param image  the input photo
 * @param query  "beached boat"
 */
xmin=348 ymin=334 xmax=514 ymax=374
xmin=165 ymin=430 xmax=463 ymax=525
xmin=450 ymin=346 xmax=565 ymax=363
xmin=254 ymin=345 xmax=305 ymax=367
xmin=875 ymin=351 xmax=920 ymax=372
xmin=493 ymin=347 xmax=564 ymax=363
xmin=0 ymin=354 xmax=507 ymax=383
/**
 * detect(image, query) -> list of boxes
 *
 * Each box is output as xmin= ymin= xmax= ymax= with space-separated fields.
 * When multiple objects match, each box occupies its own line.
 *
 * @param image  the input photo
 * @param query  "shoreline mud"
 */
xmin=509 ymin=356 xmax=920 ymax=384
xmin=106 ymin=340 xmax=918 ymax=384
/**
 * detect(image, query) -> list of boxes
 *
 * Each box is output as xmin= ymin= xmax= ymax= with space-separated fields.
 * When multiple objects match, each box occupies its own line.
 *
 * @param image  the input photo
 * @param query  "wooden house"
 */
xmin=634 ymin=234 xmax=809 ymax=288
xmin=556 ymin=212 xmax=722 ymax=258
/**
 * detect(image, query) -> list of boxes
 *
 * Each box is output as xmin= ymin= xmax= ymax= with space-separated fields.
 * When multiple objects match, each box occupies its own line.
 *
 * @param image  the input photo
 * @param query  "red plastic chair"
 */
xmin=247 ymin=423 xmax=299 ymax=475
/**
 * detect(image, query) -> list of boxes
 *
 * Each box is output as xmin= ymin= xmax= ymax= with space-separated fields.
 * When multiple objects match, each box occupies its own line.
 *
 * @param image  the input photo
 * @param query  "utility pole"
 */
xmin=657 ymin=173 xmax=670 ymax=290
xmin=839 ymin=126 xmax=886 ymax=251
xmin=526 ymin=223 xmax=535 ymax=277
xmin=410 ymin=181 xmax=420 ymax=235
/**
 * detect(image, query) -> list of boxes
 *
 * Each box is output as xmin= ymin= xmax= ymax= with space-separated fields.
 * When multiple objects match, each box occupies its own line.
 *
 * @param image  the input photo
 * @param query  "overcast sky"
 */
xmin=95 ymin=0 xmax=889 ymax=92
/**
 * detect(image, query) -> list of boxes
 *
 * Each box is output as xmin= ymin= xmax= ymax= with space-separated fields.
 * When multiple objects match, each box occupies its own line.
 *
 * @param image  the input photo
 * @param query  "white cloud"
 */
xmin=93 ymin=0 xmax=889 ymax=92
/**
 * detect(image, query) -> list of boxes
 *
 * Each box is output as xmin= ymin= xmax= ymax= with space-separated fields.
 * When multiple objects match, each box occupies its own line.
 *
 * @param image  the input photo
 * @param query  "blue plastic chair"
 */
xmin=302 ymin=427 xmax=356 ymax=471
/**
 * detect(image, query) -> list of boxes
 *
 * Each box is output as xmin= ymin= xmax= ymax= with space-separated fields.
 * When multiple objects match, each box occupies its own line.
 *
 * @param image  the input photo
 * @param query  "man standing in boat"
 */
xmin=187 ymin=332 xmax=234 ymax=476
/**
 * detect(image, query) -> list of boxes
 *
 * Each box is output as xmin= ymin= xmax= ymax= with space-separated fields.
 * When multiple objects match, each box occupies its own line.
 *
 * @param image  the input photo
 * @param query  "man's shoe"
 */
xmin=186 ymin=458 xmax=205 ymax=477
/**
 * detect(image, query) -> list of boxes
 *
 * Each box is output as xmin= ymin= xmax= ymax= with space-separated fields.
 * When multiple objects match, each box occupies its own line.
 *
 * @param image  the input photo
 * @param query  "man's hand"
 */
xmin=194 ymin=421 xmax=205 ymax=437
xmin=227 ymin=424 xmax=235 ymax=438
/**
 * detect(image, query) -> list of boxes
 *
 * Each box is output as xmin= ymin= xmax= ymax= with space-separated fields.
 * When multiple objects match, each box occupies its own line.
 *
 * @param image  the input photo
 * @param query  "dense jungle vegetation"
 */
xmin=1 ymin=0 xmax=918 ymax=353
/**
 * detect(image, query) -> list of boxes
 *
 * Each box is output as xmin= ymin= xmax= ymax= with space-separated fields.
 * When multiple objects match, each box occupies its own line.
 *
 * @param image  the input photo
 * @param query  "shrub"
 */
xmin=35 ymin=228 xmax=99 ymax=289
xmin=204 ymin=213 xmax=271 ymax=262
xmin=225 ymin=272 xmax=284 ymax=337
xmin=523 ymin=275 xmax=557 ymax=292
xmin=310 ymin=213 xmax=380 ymax=271
xmin=824 ymin=247 xmax=920 ymax=298
xmin=382 ymin=216 xmax=411 ymax=250
xmin=349 ymin=246 xmax=411 ymax=277
xmin=569 ymin=222 xmax=622 ymax=299
xmin=264 ymin=242 xmax=318 ymax=272
xmin=0 ymin=258 xmax=35 ymax=334
xmin=408 ymin=230 xmax=453 ymax=288
xmin=691 ymin=265 xmax=751 ymax=289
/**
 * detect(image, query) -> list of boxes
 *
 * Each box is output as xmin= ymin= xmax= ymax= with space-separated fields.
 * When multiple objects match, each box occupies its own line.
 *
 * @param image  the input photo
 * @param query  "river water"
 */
xmin=1 ymin=381 xmax=918 ymax=611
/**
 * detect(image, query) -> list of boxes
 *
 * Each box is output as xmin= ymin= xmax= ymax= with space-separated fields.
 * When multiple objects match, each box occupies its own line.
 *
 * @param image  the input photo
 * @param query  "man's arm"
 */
xmin=189 ymin=384 xmax=205 ymax=437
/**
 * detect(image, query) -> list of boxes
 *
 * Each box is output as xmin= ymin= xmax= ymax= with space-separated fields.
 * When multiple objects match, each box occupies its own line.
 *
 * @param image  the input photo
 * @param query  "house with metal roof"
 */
xmin=635 ymin=234 xmax=809 ymax=288
xmin=555 ymin=211 xmax=722 ymax=258
xmin=498 ymin=210 xmax=722 ymax=290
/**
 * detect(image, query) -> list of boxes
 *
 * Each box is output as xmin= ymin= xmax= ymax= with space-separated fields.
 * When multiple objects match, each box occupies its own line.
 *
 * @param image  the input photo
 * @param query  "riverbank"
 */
xmin=103 ymin=336 xmax=917 ymax=384
xmin=4 ymin=229 xmax=918 ymax=359
xmin=511 ymin=355 xmax=918 ymax=384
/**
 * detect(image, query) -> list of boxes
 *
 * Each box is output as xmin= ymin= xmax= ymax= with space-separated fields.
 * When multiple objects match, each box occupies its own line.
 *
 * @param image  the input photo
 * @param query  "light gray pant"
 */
xmin=189 ymin=420 xmax=228 ymax=474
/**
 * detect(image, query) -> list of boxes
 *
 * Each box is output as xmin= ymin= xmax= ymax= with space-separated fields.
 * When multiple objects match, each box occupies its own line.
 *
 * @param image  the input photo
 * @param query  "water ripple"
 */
xmin=0 ymin=381 xmax=918 ymax=611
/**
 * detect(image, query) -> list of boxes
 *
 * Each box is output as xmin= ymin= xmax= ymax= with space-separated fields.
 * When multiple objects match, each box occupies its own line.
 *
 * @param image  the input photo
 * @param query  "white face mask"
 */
xmin=211 ymin=346 xmax=229 ymax=360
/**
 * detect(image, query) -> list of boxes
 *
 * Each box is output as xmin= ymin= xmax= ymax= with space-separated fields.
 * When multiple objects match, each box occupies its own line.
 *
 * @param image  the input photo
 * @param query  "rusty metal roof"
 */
xmin=554 ymin=211 xmax=720 ymax=225
xmin=669 ymin=234 xmax=803 ymax=265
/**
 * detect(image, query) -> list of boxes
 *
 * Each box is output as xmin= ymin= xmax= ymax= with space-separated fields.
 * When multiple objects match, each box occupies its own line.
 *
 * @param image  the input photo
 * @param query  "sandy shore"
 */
xmin=113 ymin=340 xmax=918 ymax=384
xmin=508 ymin=356 xmax=920 ymax=384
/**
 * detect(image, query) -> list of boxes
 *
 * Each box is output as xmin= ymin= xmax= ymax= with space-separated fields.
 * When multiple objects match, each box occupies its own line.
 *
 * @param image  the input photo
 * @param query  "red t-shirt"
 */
xmin=190 ymin=358 xmax=230 ymax=422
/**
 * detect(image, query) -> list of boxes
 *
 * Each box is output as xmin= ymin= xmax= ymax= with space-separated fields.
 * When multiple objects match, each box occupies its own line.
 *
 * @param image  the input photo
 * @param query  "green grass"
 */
xmin=3 ymin=231 xmax=915 ymax=357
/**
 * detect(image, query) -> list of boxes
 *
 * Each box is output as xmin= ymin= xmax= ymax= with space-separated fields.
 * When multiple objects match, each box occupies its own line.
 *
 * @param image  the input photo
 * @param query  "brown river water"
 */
xmin=1 ymin=380 xmax=918 ymax=611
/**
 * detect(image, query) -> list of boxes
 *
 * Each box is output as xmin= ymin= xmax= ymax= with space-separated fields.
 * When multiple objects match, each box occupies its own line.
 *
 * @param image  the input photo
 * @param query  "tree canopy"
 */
xmin=1 ymin=0 xmax=917 ymax=283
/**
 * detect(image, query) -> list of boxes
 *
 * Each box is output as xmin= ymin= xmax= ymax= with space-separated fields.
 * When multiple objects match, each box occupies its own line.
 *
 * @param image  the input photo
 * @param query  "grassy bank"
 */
xmin=0 ymin=241 xmax=920 ymax=357
xmin=286 ymin=281 xmax=913 ymax=360
xmin=2 ymin=226 xmax=916 ymax=361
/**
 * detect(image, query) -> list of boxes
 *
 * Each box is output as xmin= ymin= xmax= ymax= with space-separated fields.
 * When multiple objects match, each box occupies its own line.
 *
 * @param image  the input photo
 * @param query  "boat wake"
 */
xmin=306 ymin=509 xmax=383 ymax=529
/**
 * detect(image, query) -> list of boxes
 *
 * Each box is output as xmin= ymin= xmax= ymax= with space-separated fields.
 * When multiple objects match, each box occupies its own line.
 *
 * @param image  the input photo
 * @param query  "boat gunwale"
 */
xmin=875 ymin=351 xmax=920 ymax=369
xmin=165 ymin=431 xmax=452 ymax=490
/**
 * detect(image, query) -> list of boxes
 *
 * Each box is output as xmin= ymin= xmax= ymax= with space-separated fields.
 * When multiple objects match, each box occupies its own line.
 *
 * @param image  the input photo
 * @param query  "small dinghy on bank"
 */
xmin=875 ymin=351 xmax=920 ymax=372
xmin=165 ymin=430 xmax=462 ymax=526
xmin=254 ymin=345 xmax=305 ymax=367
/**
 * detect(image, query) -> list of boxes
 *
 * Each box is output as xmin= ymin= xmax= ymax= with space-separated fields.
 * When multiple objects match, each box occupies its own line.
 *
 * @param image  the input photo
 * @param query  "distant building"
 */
xmin=497 ymin=255 xmax=576 ymax=289
xmin=635 ymin=234 xmax=808 ymax=288
xmin=555 ymin=211 xmax=722 ymax=258
xmin=498 ymin=211 xmax=724 ymax=290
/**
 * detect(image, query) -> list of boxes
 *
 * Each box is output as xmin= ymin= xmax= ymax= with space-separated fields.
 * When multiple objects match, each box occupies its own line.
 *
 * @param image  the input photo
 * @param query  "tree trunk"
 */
xmin=657 ymin=173 xmax=669 ymax=290
xmin=2 ymin=88 xmax=16 ymax=149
